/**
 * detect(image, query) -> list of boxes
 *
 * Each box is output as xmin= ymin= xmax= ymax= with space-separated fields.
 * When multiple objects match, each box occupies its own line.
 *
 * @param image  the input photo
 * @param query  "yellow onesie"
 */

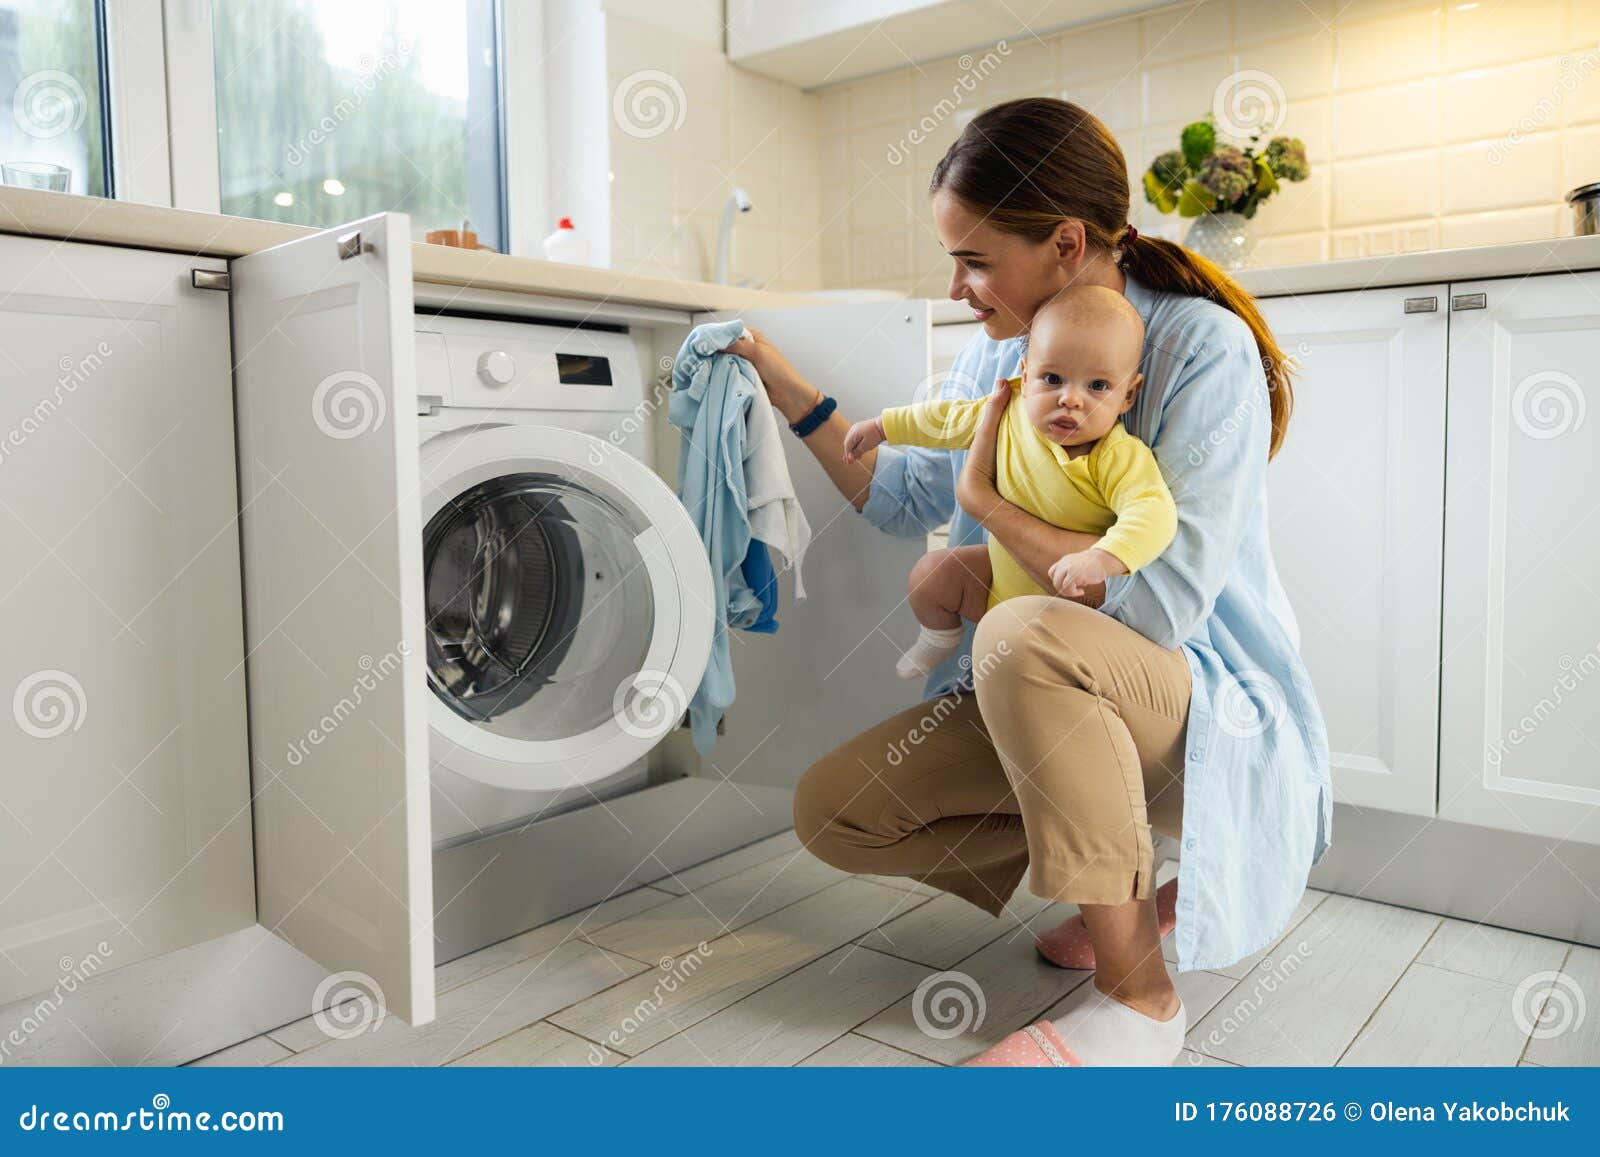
xmin=881 ymin=380 xmax=1178 ymax=608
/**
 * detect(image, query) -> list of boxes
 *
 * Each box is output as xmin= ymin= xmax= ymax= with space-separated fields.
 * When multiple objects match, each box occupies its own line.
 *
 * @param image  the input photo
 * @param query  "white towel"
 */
xmin=742 ymin=360 xmax=811 ymax=601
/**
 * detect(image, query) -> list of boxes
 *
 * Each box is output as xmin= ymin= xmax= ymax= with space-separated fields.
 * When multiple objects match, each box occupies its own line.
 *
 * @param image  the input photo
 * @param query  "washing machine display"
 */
xmin=423 ymin=472 xmax=655 ymax=743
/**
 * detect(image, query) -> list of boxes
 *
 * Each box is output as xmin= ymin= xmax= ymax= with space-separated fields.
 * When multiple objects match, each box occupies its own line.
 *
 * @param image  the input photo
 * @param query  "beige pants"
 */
xmin=793 ymin=596 xmax=1191 ymax=915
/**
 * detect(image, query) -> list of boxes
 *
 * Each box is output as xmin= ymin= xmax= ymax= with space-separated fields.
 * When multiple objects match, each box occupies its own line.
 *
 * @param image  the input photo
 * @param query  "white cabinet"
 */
xmin=1439 ymin=272 xmax=1600 ymax=846
xmin=0 ymin=238 xmax=254 ymax=1006
xmin=1259 ymin=286 xmax=1448 ymax=818
xmin=229 ymin=215 xmax=435 ymax=1025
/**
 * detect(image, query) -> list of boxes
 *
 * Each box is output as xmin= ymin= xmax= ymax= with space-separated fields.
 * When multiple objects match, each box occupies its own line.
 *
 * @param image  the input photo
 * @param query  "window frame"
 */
xmin=107 ymin=0 xmax=537 ymax=256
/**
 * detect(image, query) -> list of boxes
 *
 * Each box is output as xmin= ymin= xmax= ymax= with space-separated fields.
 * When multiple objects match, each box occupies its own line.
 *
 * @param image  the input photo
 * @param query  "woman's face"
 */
xmin=932 ymin=189 xmax=1078 ymax=340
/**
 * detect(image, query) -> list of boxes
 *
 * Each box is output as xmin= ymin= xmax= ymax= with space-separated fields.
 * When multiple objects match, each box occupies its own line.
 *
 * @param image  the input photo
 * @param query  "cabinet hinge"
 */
xmin=1403 ymin=296 xmax=1438 ymax=313
xmin=191 ymin=269 xmax=231 ymax=292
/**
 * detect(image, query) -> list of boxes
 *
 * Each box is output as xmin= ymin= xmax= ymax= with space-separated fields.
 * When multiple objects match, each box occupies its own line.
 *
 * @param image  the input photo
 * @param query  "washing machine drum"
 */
xmin=420 ymin=427 xmax=714 ymax=793
xmin=424 ymin=473 xmax=651 ymax=732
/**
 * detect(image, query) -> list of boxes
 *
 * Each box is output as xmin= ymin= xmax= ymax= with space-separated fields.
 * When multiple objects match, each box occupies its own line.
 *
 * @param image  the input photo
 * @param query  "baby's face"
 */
xmin=1020 ymin=316 xmax=1143 ymax=449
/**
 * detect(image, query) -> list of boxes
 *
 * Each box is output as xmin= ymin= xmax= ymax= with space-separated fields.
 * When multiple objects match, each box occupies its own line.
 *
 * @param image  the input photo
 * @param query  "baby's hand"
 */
xmin=1048 ymin=547 xmax=1124 ymax=598
xmin=843 ymin=416 xmax=887 ymax=464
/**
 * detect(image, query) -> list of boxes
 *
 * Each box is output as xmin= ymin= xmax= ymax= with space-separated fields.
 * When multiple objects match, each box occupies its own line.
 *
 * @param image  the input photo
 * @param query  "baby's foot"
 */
xmin=895 ymin=626 xmax=965 ymax=679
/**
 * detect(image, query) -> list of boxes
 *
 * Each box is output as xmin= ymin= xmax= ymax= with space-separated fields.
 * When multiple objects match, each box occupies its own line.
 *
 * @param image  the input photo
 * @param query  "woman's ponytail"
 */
xmin=1119 ymin=232 xmax=1293 ymax=459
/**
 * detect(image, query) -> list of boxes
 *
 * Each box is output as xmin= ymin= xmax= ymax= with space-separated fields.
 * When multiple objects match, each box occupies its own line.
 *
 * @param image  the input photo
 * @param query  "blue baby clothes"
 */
xmin=670 ymin=319 xmax=809 ymax=752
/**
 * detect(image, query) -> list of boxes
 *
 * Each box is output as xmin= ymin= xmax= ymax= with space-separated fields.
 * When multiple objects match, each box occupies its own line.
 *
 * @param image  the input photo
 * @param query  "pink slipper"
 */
xmin=1034 ymin=877 xmax=1179 ymax=970
xmin=962 ymin=1020 xmax=1083 ymax=1067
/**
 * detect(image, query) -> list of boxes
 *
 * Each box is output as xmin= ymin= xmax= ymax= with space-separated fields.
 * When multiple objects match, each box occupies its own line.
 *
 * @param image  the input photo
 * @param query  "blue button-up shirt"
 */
xmin=860 ymin=274 xmax=1332 ymax=971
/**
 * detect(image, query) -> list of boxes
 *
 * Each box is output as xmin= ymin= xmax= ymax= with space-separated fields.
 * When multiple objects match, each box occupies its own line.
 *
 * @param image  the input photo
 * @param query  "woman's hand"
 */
xmin=956 ymin=380 xmax=1011 ymax=522
xmin=842 ymin=416 xmax=886 ymax=464
xmin=721 ymin=327 xmax=820 ymax=424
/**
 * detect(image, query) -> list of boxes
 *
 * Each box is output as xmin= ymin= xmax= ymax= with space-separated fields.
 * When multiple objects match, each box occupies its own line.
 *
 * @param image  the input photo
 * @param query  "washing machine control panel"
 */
xmin=417 ymin=314 xmax=645 ymax=413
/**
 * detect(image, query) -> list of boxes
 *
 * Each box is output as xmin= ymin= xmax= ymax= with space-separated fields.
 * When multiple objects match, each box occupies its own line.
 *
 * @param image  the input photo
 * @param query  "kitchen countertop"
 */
xmin=1235 ymin=233 xmax=1600 ymax=298
xmin=9 ymin=187 xmax=1600 ymax=311
xmin=0 ymin=187 xmax=813 ymax=315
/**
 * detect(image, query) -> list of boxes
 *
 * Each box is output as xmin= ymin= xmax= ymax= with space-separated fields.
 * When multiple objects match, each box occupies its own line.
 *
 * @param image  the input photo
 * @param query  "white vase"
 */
xmin=1184 ymin=211 xmax=1257 ymax=271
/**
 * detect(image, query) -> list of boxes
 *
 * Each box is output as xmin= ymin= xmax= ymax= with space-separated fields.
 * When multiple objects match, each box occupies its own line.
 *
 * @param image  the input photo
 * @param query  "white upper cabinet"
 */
xmin=0 ymin=238 xmax=254 ymax=1006
xmin=1260 ymin=286 xmax=1448 ymax=818
xmin=1439 ymin=272 xmax=1600 ymax=846
xmin=690 ymin=300 xmax=931 ymax=788
xmin=230 ymin=214 xmax=436 ymax=1024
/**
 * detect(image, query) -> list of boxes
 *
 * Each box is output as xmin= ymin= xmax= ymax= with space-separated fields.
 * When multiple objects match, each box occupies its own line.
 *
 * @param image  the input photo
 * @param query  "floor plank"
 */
xmin=623 ymin=946 xmax=927 ymax=1066
xmin=856 ymin=889 xmax=1055 ymax=970
xmin=645 ymin=830 xmax=803 ymax=895
xmin=1416 ymin=918 xmax=1570 ymax=985
xmin=800 ymin=1033 xmax=940 ymax=1067
xmin=587 ymin=852 xmax=853 ymax=962
xmin=187 ymin=1035 xmax=292 ymax=1067
xmin=547 ymin=879 xmax=919 ymax=1057
xmin=1521 ymin=945 xmax=1600 ymax=1066
xmin=447 ymin=1022 xmax=623 ymax=1067
xmin=1190 ymin=893 xmax=1438 ymax=1066
xmin=1339 ymin=963 xmax=1532 ymax=1066
xmin=1177 ymin=1048 xmax=1238 ymax=1067
xmin=275 ymin=941 xmax=646 ymax=1067
xmin=854 ymin=901 xmax=1094 ymax=1064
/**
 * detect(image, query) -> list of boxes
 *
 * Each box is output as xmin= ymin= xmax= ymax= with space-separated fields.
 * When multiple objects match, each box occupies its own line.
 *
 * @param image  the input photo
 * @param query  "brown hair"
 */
xmin=929 ymin=97 xmax=1293 ymax=459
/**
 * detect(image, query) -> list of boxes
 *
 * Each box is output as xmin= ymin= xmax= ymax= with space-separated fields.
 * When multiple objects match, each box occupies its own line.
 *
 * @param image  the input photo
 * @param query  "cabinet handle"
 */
xmin=191 ymin=269 xmax=231 ymax=291
xmin=1403 ymin=296 xmax=1438 ymax=313
xmin=337 ymin=230 xmax=365 ymax=261
xmin=1451 ymin=292 xmax=1487 ymax=311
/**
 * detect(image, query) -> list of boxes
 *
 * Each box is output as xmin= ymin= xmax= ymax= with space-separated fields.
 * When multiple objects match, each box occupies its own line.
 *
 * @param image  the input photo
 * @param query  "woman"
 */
xmin=725 ymin=98 xmax=1331 ymax=1067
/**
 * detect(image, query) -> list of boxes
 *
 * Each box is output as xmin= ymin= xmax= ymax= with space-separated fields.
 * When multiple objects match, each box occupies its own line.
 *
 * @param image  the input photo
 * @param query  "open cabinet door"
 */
xmin=691 ymin=300 xmax=932 ymax=790
xmin=230 ymin=214 xmax=434 ymax=1025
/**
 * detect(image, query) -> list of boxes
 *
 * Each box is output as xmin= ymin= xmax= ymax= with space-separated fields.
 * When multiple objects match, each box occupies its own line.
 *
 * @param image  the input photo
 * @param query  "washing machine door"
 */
xmin=419 ymin=426 xmax=713 ymax=792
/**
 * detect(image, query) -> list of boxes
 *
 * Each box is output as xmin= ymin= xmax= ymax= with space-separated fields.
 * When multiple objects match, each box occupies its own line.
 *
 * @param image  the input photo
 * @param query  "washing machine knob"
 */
xmin=477 ymin=349 xmax=516 ymax=386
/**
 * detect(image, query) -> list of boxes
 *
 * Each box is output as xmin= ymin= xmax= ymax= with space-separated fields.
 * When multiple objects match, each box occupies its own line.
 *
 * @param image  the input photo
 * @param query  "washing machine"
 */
xmin=411 ymin=312 xmax=714 ymax=850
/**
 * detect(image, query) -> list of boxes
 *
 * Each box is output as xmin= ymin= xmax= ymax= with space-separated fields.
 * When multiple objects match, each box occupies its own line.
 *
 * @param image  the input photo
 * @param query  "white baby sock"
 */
xmin=895 ymin=626 xmax=966 ymax=679
xmin=1050 ymin=982 xmax=1186 ymax=1066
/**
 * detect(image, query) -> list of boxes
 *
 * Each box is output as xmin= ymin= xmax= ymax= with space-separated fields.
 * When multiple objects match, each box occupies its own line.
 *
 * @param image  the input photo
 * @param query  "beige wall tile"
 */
xmin=1333 ymin=6 xmax=1441 ymax=90
xmin=1231 ymin=0 xmax=1333 ymax=48
xmin=1332 ymin=151 xmax=1440 ymax=226
xmin=1441 ymin=134 xmax=1562 ymax=215
xmin=1439 ymin=205 xmax=1563 ymax=248
xmin=1443 ymin=0 xmax=1566 ymax=72
xmin=1058 ymin=17 xmax=1142 ymax=80
xmin=1144 ymin=51 xmax=1236 ymax=125
xmin=1067 ymin=71 xmax=1142 ymax=131
xmin=1441 ymin=56 xmax=1567 ymax=144
xmin=1236 ymin=31 xmax=1333 ymax=101
xmin=1141 ymin=1 xmax=1232 ymax=66
xmin=1562 ymin=124 xmax=1600 ymax=192
xmin=1333 ymin=79 xmax=1440 ymax=158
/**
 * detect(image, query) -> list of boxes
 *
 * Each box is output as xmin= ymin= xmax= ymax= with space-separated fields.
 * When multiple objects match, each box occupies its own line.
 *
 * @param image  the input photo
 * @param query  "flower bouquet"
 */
xmin=1143 ymin=117 xmax=1309 ymax=268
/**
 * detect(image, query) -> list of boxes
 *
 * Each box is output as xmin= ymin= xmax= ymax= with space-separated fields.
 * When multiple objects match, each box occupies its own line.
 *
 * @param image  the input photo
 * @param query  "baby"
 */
xmin=844 ymin=284 xmax=1178 ymax=679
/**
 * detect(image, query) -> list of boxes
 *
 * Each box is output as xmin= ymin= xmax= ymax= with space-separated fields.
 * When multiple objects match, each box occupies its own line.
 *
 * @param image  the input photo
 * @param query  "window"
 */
xmin=0 ymin=0 xmax=110 ymax=196
xmin=211 ymin=0 xmax=505 ymax=251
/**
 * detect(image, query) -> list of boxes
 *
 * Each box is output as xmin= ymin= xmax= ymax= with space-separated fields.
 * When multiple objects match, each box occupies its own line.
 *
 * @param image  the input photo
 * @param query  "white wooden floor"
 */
xmin=191 ymin=830 xmax=1600 ymax=1068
